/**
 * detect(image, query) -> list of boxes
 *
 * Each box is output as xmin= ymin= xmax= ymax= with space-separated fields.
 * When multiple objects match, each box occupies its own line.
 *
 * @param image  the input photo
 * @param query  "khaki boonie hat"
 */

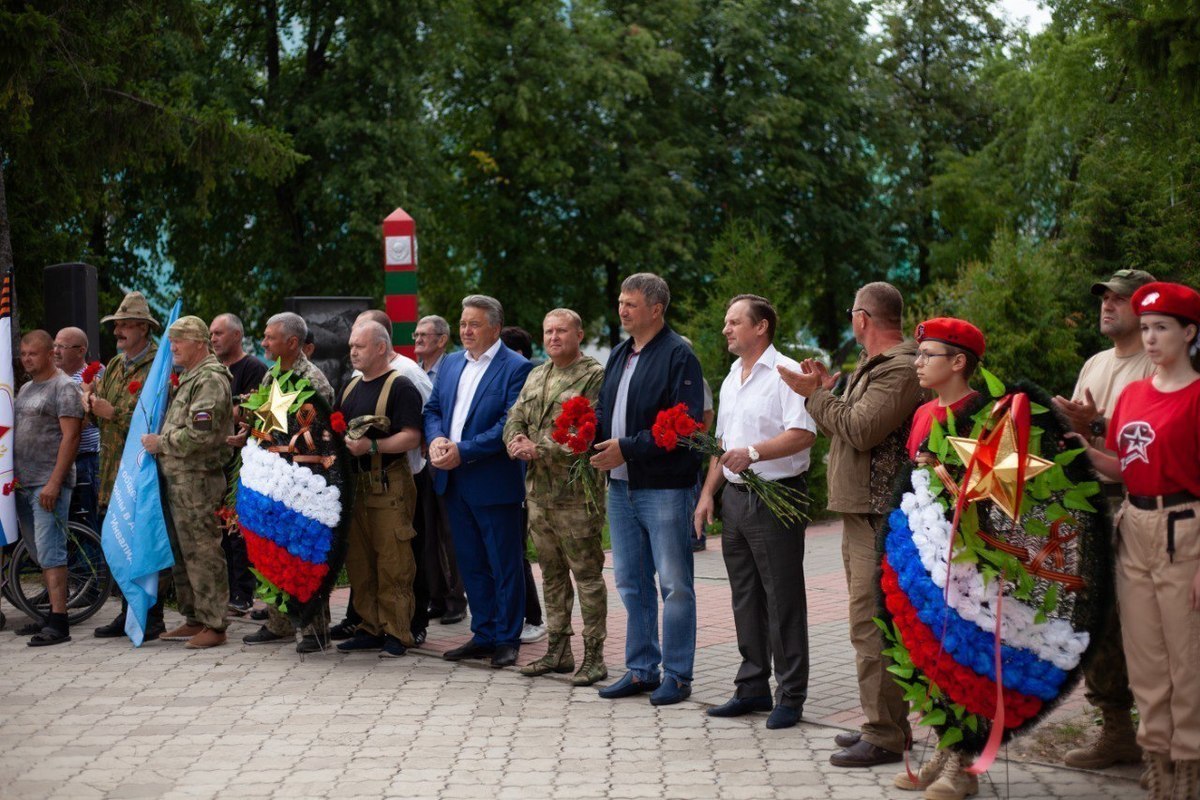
xmin=168 ymin=315 xmax=211 ymax=343
xmin=1090 ymin=269 xmax=1156 ymax=298
xmin=101 ymin=291 xmax=162 ymax=329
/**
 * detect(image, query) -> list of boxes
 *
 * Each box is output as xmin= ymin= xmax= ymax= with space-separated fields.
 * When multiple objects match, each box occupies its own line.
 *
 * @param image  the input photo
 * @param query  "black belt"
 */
xmin=1127 ymin=491 xmax=1199 ymax=510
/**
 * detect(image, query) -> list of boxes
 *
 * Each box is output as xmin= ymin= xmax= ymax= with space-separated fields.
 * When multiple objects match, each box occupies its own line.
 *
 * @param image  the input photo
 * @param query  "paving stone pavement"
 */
xmin=0 ymin=520 xmax=1141 ymax=799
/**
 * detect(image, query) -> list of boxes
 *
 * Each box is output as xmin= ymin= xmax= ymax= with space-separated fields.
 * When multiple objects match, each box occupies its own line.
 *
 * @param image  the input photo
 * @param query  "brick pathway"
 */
xmin=0 ymin=520 xmax=1143 ymax=799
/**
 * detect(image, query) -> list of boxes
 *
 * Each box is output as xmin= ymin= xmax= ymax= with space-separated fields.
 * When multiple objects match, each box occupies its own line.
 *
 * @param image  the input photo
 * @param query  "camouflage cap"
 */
xmin=1091 ymin=268 xmax=1157 ymax=297
xmin=100 ymin=291 xmax=161 ymax=329
xmin=168 ymin=315 xmax=212 ymax=343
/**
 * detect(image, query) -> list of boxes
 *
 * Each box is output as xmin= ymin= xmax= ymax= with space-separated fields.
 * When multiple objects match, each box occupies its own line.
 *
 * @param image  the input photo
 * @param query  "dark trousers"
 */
xmin=409 ymin=468 xmax=432 ymax=634
xmin=721 ymin=475 xmax=810 ymax=711
xmin=419 ymin=467 xmax=466 ymax=616
xmin=222 ymin=528 xmax=257 ymax=606
xmin=522 ymin=505 xmax=543 ymax=626
xmin=444 ymin=478 xmax=525 ymax=647
xmin=71 ymin=452 xmax=99 ymax=533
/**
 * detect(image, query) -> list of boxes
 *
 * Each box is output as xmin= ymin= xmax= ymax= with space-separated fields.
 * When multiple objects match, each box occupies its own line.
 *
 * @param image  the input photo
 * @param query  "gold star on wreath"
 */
xmin=254 ymin=381 xmax=300 ymax=437
xmin=946 ymin=412 xmax=1054 ymax=521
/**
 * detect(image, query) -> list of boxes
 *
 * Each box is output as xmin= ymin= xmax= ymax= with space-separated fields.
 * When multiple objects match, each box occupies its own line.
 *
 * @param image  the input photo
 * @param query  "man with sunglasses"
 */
xmin=777 ymin=282 xmax=925 ymax=768
xmin=1051 ymin=268 xmax=1156 ymax=777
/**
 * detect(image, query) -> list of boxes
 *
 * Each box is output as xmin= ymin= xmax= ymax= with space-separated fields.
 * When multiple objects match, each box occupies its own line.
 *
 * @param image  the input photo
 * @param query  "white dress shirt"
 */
xmin=450 ymin=338 xmax=503 ymax=443
xmin=715 ymin=345 xmax=816 ymax=482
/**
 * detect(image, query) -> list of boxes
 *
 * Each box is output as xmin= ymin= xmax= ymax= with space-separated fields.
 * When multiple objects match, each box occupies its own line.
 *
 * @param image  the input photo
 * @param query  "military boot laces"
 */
xmin=1064 ymin=710 xmax=1143 ymax=769
xmin=1147 ymin=753 xmax=1175 ymax=800
xmin=1171 ymin=758 xmax=1198 ymax=800
xmin=893 ymin=747 xmax=950 ymax=791
xmin=922 ymin=750 xmax=979 ymax=800
xmin=571 ymin=636 xmax=608 ymax=687
xmin=519 ymin=633 xmax=574 ymax=677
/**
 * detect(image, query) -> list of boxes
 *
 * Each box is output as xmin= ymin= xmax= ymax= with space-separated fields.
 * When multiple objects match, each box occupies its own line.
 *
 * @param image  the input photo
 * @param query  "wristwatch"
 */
xmin=747 ymin=445 xmax=761 ymax=463
xmin=1088 ymin=417 xmax=1106 ymax=438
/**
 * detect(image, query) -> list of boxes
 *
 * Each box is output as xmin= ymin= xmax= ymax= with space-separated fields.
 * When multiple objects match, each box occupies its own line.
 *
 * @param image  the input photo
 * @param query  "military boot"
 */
xmin=893 ymin=747 xmax=949 ymax=791
xmin=1146 ymin=753 xmax=1174 ymax=800
xmin=520 ymin=633 xmax=574 ymax=677
xmin=922 ymin=751 xmax=978 ymax=800
xmin=1064 ymin=709 xmax=1143 ymax=769
xmin=1171 ymin=759 xmax=1198 ymax=800
xmin=571 ymin=636 xmax=608 ymax=686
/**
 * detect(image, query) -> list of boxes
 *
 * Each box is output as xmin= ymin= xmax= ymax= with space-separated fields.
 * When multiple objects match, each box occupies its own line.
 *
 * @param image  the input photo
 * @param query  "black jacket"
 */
xmin=596 ymin=324 xmax=704 ymax=490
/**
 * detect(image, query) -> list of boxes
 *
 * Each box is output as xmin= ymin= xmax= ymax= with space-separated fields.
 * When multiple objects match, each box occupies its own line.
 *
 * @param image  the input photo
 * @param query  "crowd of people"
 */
xmin=8 ymin=269 xmax=1200 ymax=800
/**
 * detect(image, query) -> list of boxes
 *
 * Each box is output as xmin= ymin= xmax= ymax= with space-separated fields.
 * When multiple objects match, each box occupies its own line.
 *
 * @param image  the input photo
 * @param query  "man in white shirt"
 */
xmin=694 ymin=294 xmax=817 ymax=730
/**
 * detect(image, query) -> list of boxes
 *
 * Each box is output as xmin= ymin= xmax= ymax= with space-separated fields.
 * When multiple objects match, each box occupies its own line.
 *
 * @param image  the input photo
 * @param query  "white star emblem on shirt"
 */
xmin=1118 ymin=421 xmax=1155 ymax=469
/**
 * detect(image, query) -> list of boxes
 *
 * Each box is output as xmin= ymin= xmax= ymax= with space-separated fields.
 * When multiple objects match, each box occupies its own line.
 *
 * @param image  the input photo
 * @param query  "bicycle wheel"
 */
xmin=7 ymin=522 xmax=114 ymax=626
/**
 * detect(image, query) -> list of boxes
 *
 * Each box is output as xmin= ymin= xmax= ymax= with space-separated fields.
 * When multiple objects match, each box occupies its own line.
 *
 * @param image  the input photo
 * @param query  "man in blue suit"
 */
xmin=424 ymin=295 xmax=533 ymax=668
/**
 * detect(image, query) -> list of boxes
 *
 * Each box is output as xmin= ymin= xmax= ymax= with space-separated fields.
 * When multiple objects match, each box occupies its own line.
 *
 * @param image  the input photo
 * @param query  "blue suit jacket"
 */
xmin=423 ymin=344 xmax=533 ymax=505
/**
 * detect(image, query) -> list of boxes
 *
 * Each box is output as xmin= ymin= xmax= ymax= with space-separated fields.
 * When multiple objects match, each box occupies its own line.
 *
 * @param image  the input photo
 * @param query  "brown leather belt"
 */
xmin=1127 ymin=491 xmax=1198 ymax=510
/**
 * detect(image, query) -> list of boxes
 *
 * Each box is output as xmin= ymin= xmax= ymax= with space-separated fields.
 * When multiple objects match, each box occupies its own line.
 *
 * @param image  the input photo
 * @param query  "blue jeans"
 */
xmin=15 ymin=483 xmax=74 ymax=568
xmin=607 ymin=479 xmax=696 ymax=684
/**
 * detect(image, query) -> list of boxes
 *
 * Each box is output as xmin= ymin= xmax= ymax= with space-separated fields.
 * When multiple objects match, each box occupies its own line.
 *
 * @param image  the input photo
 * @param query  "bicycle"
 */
xmin=0 ymin=519 xmax=114 ymax=631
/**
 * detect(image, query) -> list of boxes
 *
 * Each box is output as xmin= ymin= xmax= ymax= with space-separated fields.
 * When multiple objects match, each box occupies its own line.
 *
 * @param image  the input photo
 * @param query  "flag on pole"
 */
xmin=0 ymin=273 xmax=17 ymax=545
xmin=101 ymin=298 xmax=182 ymax=646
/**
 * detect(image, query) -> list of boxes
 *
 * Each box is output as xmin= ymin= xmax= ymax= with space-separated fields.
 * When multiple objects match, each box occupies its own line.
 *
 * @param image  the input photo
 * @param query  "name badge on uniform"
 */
xmin=193 ymin=411 xmax=213 ymax=431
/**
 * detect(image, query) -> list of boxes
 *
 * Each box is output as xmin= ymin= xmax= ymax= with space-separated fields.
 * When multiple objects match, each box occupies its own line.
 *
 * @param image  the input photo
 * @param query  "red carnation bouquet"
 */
xmin=329 ymin=411 xmax=348 ymax=435
xmin=81 ymin=360 xmax=103 ymax=384
xmin=550 ymin=395 xmax=603 ymax=513
xmin=653 ymin=403 xmax=809 ymax=525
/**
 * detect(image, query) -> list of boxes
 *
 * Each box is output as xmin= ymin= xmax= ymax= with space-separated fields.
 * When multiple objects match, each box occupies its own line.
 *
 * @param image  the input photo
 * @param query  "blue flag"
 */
xmin=102 ymin=299 xmax=182 ymax=646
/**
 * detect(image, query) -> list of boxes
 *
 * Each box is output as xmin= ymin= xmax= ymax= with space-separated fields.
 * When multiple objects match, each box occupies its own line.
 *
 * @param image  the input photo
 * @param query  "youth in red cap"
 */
xmin=914 ymin=317 xmax=986 ymax=360
xmin=907 ymin=317 xmax=986 ymax=459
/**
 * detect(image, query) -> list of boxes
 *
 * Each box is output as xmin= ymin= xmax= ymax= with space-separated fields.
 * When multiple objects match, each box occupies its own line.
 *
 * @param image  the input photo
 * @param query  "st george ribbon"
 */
xmin=101 ymin=299 xmax=182 ymax=646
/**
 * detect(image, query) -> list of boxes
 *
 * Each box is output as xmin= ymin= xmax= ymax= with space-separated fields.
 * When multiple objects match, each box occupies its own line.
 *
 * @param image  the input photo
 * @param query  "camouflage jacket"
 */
xmin=261 ymin=353 xmax=334 ymax=406
xmin=503 ymin=356 xmax=604 ymax=504
xmin=158 ymin=354 xmax=234 ymax=475
xmin=93 ymin=343 xmax=157 ymax=508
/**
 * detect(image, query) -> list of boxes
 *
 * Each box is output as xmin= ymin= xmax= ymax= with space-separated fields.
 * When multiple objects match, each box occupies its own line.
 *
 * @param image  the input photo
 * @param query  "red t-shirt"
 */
xmin=906 ymin=392 xmax=981 ymax=461
xmin=1106 ymin=377 xmax=1200 ymax=497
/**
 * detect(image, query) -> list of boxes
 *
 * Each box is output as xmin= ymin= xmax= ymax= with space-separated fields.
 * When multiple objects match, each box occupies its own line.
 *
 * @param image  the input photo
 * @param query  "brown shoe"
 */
xmin=835 ymin=731 xmax=863 ymax=749
xmin=831 ymin=739 xmax=904 ymax=768
xmin=160 ymin=622 xmax=205 ymax=641
xmin=184 ymin=627 xmax=227 ymax=649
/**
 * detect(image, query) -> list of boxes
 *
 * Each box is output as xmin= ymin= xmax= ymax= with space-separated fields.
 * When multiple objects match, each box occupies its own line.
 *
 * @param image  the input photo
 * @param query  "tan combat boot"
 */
xmin=184 ymin=627 xmax=227 ymax=649
xmin=1146 ymin=753 xmax=1174 ymax=800
xmin=519 ymin=633 xmax=574 ymax=676
xmin=1064 ymin=709 xmax=1143 ymax=769
xmin=571 ymin=636 xmax=608 ymax=686
xmin=923 ymin=751 xmax=979 ymax=800
xmin=1171 ymin=759 xmax=1199 ymax=800
xmin=893 ymin=747 xmax=949 ymax=791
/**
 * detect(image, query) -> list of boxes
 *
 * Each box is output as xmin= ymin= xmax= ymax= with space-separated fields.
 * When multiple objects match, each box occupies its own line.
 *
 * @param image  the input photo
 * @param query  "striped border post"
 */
xmin=382 ymin=208 xmax=418 ymax=360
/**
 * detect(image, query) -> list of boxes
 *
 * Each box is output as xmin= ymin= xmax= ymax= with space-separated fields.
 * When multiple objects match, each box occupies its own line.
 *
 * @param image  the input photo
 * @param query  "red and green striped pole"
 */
xmin=382 ymin=207 xmax=418 ymax=360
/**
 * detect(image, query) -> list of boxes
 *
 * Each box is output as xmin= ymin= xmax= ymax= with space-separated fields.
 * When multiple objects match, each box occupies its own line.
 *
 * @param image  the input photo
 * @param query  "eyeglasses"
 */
xmin=914 ymin=352 xmax=955 ymax=364
xmin=52 ymin=344 xmax=84 ymax=351
xmin=412 ymin=332 xmax=445 ymax=341
xmin=846 ymin=307 xmax=873 ymax=319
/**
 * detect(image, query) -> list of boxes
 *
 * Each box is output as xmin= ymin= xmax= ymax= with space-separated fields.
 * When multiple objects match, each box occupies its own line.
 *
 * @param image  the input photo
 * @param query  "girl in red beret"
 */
xmin=1075 ymin=281 xmax=1200 ymax=799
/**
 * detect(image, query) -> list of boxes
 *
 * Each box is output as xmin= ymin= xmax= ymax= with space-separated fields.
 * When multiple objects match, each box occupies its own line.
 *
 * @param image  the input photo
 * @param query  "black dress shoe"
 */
xmin=443 ymin=640 xmax=495 ymax=661
xmin=491 ymin=644 xmax=519 ymax=668
xmin=765 ymin=705 xmax=801 ymax=729
xmin=93 ymin=616 xmax=124 ymax=638
xmin=834 ymin=731 xmax=862 ymax=748
xmin=439 ymin=610 xmax=466 ymax=625
xmin=144 ymin=619 xmax=166 ymax=641
xmin=707 ymin=696 xmax=773 ymax=717
xmin=830 ymin=739 xmax=903 ymax=768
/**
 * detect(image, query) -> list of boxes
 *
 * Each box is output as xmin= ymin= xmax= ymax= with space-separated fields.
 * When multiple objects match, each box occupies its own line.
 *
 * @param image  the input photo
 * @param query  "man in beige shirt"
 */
xmin=1052 ymin=268 xmax=1156 ymax=775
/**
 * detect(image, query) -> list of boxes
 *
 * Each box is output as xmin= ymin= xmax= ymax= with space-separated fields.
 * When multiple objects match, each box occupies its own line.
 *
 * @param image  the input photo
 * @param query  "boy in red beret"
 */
xmin=906 ymin=317 xmax=986 ymax=461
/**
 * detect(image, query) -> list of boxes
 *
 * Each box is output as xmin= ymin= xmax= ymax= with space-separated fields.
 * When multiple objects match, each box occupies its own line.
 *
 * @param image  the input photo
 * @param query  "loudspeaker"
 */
xmin=283 ymin=296 xmax=373 ymax=397
xmin=43 ymin=263 xmax=100 ymax=361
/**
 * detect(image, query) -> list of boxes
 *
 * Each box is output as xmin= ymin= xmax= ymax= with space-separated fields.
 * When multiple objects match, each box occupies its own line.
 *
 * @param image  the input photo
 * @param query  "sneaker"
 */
xmin=227 ymin=599 xmax=253 ymax=616
xmin=520 ymin=622 xmax=547 ymax=644
xmin=336 ymin=631 xmax=384 ymax=652
xmin=329 ymin=619 xmax=358 ymax=640
xmin=379 ymin=635 xmax=407 ymax=658
xmin=242 ymin=625 xmax=288 ymax=645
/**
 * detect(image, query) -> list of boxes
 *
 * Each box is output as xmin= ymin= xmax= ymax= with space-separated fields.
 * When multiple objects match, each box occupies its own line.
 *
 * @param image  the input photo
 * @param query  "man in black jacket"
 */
xmin=591 ymin=272 xmax=705 ymax=706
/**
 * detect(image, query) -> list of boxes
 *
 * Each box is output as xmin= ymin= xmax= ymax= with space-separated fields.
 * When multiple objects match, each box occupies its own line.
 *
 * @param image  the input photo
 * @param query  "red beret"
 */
xmin=915 ymin=317 xmax=986 ymax=359
xmin=1131 ymin=281 xmax=1200 ymax=325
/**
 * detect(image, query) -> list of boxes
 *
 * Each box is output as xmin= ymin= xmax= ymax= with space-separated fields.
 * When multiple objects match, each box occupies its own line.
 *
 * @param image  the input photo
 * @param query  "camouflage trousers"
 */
xmin=163 ymin=469 xmax=229 ymax=632
xmin=526 ymin=497 xmax=607 ymax=641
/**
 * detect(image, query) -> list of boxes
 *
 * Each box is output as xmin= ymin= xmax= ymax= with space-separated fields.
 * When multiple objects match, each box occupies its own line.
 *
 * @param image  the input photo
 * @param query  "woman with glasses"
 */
xmin=1074 ymin=282 xmax=1200 ymax=800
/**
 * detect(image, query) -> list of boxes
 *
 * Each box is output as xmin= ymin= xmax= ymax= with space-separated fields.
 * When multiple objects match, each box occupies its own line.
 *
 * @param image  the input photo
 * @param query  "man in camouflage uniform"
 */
xmin=141 ymin=316 xmax=234 ymax=649
xmin=85 ymin=291 xmax=168 ymax=639
xmin=237 ymin=311 xmax=336 ymax=653
xmin=502 ymin=308 xmax=608 ymax=686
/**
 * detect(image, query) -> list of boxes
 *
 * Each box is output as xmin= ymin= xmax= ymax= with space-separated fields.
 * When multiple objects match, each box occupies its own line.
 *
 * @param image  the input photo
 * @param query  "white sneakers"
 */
xmin=520 ymin=622 xmax=548 ymax=644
